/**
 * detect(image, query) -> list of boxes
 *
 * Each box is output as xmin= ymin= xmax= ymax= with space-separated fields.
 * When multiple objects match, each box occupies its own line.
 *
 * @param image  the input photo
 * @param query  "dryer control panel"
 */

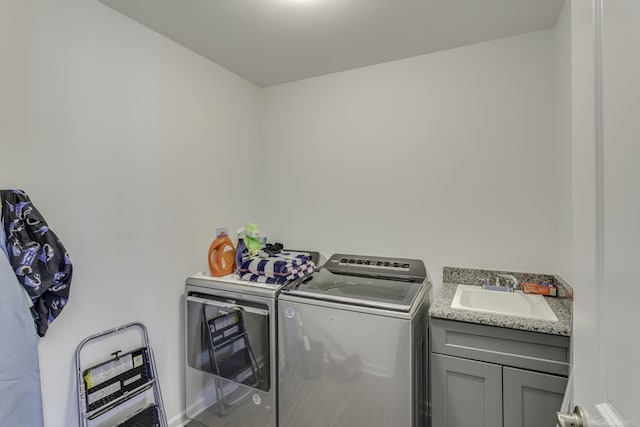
xmin=324 ymin=253 xmax=426 ymax=283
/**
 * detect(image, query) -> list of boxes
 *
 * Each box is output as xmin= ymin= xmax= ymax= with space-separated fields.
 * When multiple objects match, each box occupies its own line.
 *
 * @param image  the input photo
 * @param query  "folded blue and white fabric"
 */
xmin=240 ymin=264 xmax=315 ymax=285
xmin=238 ymin=251 xmax=313 ymax=278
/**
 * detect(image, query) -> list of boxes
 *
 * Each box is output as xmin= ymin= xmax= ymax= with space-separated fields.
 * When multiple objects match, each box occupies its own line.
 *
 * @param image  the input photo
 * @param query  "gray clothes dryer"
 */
xmin=185 ymin=273 xmax=280 ymax=427
xmin=277 ymin=254 xmax=431 ymax=427
xmin=184 ymin=249 xmax=319 ymax=427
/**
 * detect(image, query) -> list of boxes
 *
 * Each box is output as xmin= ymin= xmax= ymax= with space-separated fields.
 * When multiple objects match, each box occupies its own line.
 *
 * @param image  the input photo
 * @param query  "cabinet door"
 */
xmin=431 ymin=353 xmax=502 ymax=427
xmin=503 ymin=367 xmax=567 ymax=427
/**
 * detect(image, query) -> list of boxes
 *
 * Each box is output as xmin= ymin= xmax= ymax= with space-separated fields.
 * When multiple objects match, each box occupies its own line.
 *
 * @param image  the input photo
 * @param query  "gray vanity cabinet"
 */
xmin=431 ymin=353 xmax=502 ymax=427
xmin=502 ymin=367 xmax=567 ymax=427
xmin=430 ymin=318 xmax=570 ymax=427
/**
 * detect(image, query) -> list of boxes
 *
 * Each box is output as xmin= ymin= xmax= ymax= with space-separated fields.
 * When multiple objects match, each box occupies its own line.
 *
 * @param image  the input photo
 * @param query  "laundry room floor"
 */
xmin=280 ymin=370 xmax=397 ymax=426
xmin=185 ymin=370 xmax=396 ymax=426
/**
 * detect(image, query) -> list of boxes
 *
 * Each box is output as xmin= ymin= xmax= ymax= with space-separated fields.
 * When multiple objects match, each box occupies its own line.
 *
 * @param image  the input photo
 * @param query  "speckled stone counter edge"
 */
xmin=442 ymin=266 xmax=574 ymax=298
xmin=431 ymin=267 xmax=573 ymax=336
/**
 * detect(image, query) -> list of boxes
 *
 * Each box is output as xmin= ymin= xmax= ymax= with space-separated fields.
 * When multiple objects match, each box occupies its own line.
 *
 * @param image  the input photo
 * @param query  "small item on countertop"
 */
xmin=242 ymin=222 xmax=265 ymax=256
xmin=257 ymin=243 xmax=284 ymax=258
xmin=521 ymin=282 xmax=557 ymax=296
xmin=482 ymin=285 xmax=512 ymax=292
xmin=235 ymin=234 xmax=248 ymax=270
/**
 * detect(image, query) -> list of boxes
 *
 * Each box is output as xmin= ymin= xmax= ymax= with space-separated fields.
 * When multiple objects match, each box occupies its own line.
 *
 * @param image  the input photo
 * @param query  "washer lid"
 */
xmin=282 ymin=268 xmax=424 ymax=311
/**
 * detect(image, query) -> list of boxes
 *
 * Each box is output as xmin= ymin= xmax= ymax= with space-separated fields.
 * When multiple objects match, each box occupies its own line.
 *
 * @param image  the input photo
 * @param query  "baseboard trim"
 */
xmin=168 ymin=410 xmax=188 ymax=427
xmin=596 ymin=402 xmax=628 ymax=427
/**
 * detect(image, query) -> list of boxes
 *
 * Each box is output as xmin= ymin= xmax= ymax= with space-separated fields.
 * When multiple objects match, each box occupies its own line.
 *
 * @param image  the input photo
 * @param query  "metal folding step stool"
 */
xmin=75 ymin=322 xmax=168 ymax=427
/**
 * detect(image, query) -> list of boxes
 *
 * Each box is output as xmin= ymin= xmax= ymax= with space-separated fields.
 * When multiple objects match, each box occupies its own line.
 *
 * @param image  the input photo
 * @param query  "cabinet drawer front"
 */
xmin=431 ymin=353 xmax=502 ymax=427
xmin=431 ymin=318 xmax=570 ymax=376
xmin=503 ymin=367 xmax=568 ymax=427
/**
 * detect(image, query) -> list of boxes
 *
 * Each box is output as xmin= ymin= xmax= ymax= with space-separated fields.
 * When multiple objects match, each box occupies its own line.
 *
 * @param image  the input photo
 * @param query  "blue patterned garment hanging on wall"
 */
xmin=0 ymin=189 xmax=73 ymax=337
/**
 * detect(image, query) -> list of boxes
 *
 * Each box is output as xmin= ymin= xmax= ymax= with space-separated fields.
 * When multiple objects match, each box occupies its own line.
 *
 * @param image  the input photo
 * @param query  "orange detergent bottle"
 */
xmin=208 ymin=229 xmax=236 ymax=277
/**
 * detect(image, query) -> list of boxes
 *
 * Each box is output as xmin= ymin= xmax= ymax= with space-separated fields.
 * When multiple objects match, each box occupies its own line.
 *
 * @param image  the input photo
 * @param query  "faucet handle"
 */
xmin=497 ymin=274 xmax=520 ymax=289
xmin=479 ymin=277 xmax=491 ymax=288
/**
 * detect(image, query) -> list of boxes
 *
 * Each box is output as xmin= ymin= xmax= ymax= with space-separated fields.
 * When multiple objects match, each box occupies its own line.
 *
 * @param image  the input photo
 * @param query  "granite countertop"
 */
xmin=429 ymin=281 xmax=572 ymax=336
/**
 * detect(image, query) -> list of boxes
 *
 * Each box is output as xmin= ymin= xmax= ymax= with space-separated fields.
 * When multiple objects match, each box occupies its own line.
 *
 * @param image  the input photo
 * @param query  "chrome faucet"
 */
xmin=496 ymin=274 xmax=520 ymax=291
xmin=479 ymin=277 xmax=492 ymax=288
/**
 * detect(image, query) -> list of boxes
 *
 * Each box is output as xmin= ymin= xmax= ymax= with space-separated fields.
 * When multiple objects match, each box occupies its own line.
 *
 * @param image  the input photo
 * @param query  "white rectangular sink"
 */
xmin=451 ymin=285 xmax=558 ymax=322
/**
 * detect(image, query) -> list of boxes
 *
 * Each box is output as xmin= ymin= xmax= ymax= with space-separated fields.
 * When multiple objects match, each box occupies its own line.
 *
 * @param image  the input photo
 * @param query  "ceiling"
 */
xmin=98 ymin=0 xmax=565 ymax=87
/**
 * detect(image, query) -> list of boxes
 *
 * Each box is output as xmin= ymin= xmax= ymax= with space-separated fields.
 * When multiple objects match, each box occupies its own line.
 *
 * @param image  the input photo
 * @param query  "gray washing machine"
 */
xmin=277 ymin=254 xmax=431 ymax=427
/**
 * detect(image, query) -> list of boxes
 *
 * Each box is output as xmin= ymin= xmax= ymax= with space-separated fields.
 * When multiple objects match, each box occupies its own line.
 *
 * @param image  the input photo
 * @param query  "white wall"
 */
xmin=564 ymin=0 xmax=601 ymax=412
xmin=554 ymin=0 xmax=601 ymax=412
xmin=0 ymin=3 xmax=572 ymax=424
xmin=601 ymin=0 xmax=640 ymax=420
xmin=260 ymin=30 xmax=558 ymax=291
xmin=0 ymin=1 xmax=260 ymax=426
xmin=554 ymin=1 xmax=573 ymax=281
xmin=557 ymin=2 xmax=640 ymax=422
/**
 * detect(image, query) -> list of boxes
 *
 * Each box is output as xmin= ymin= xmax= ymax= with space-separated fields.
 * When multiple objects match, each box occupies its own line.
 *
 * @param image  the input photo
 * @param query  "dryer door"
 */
xmin=186 ymin=292 xmax=274 ymax=427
